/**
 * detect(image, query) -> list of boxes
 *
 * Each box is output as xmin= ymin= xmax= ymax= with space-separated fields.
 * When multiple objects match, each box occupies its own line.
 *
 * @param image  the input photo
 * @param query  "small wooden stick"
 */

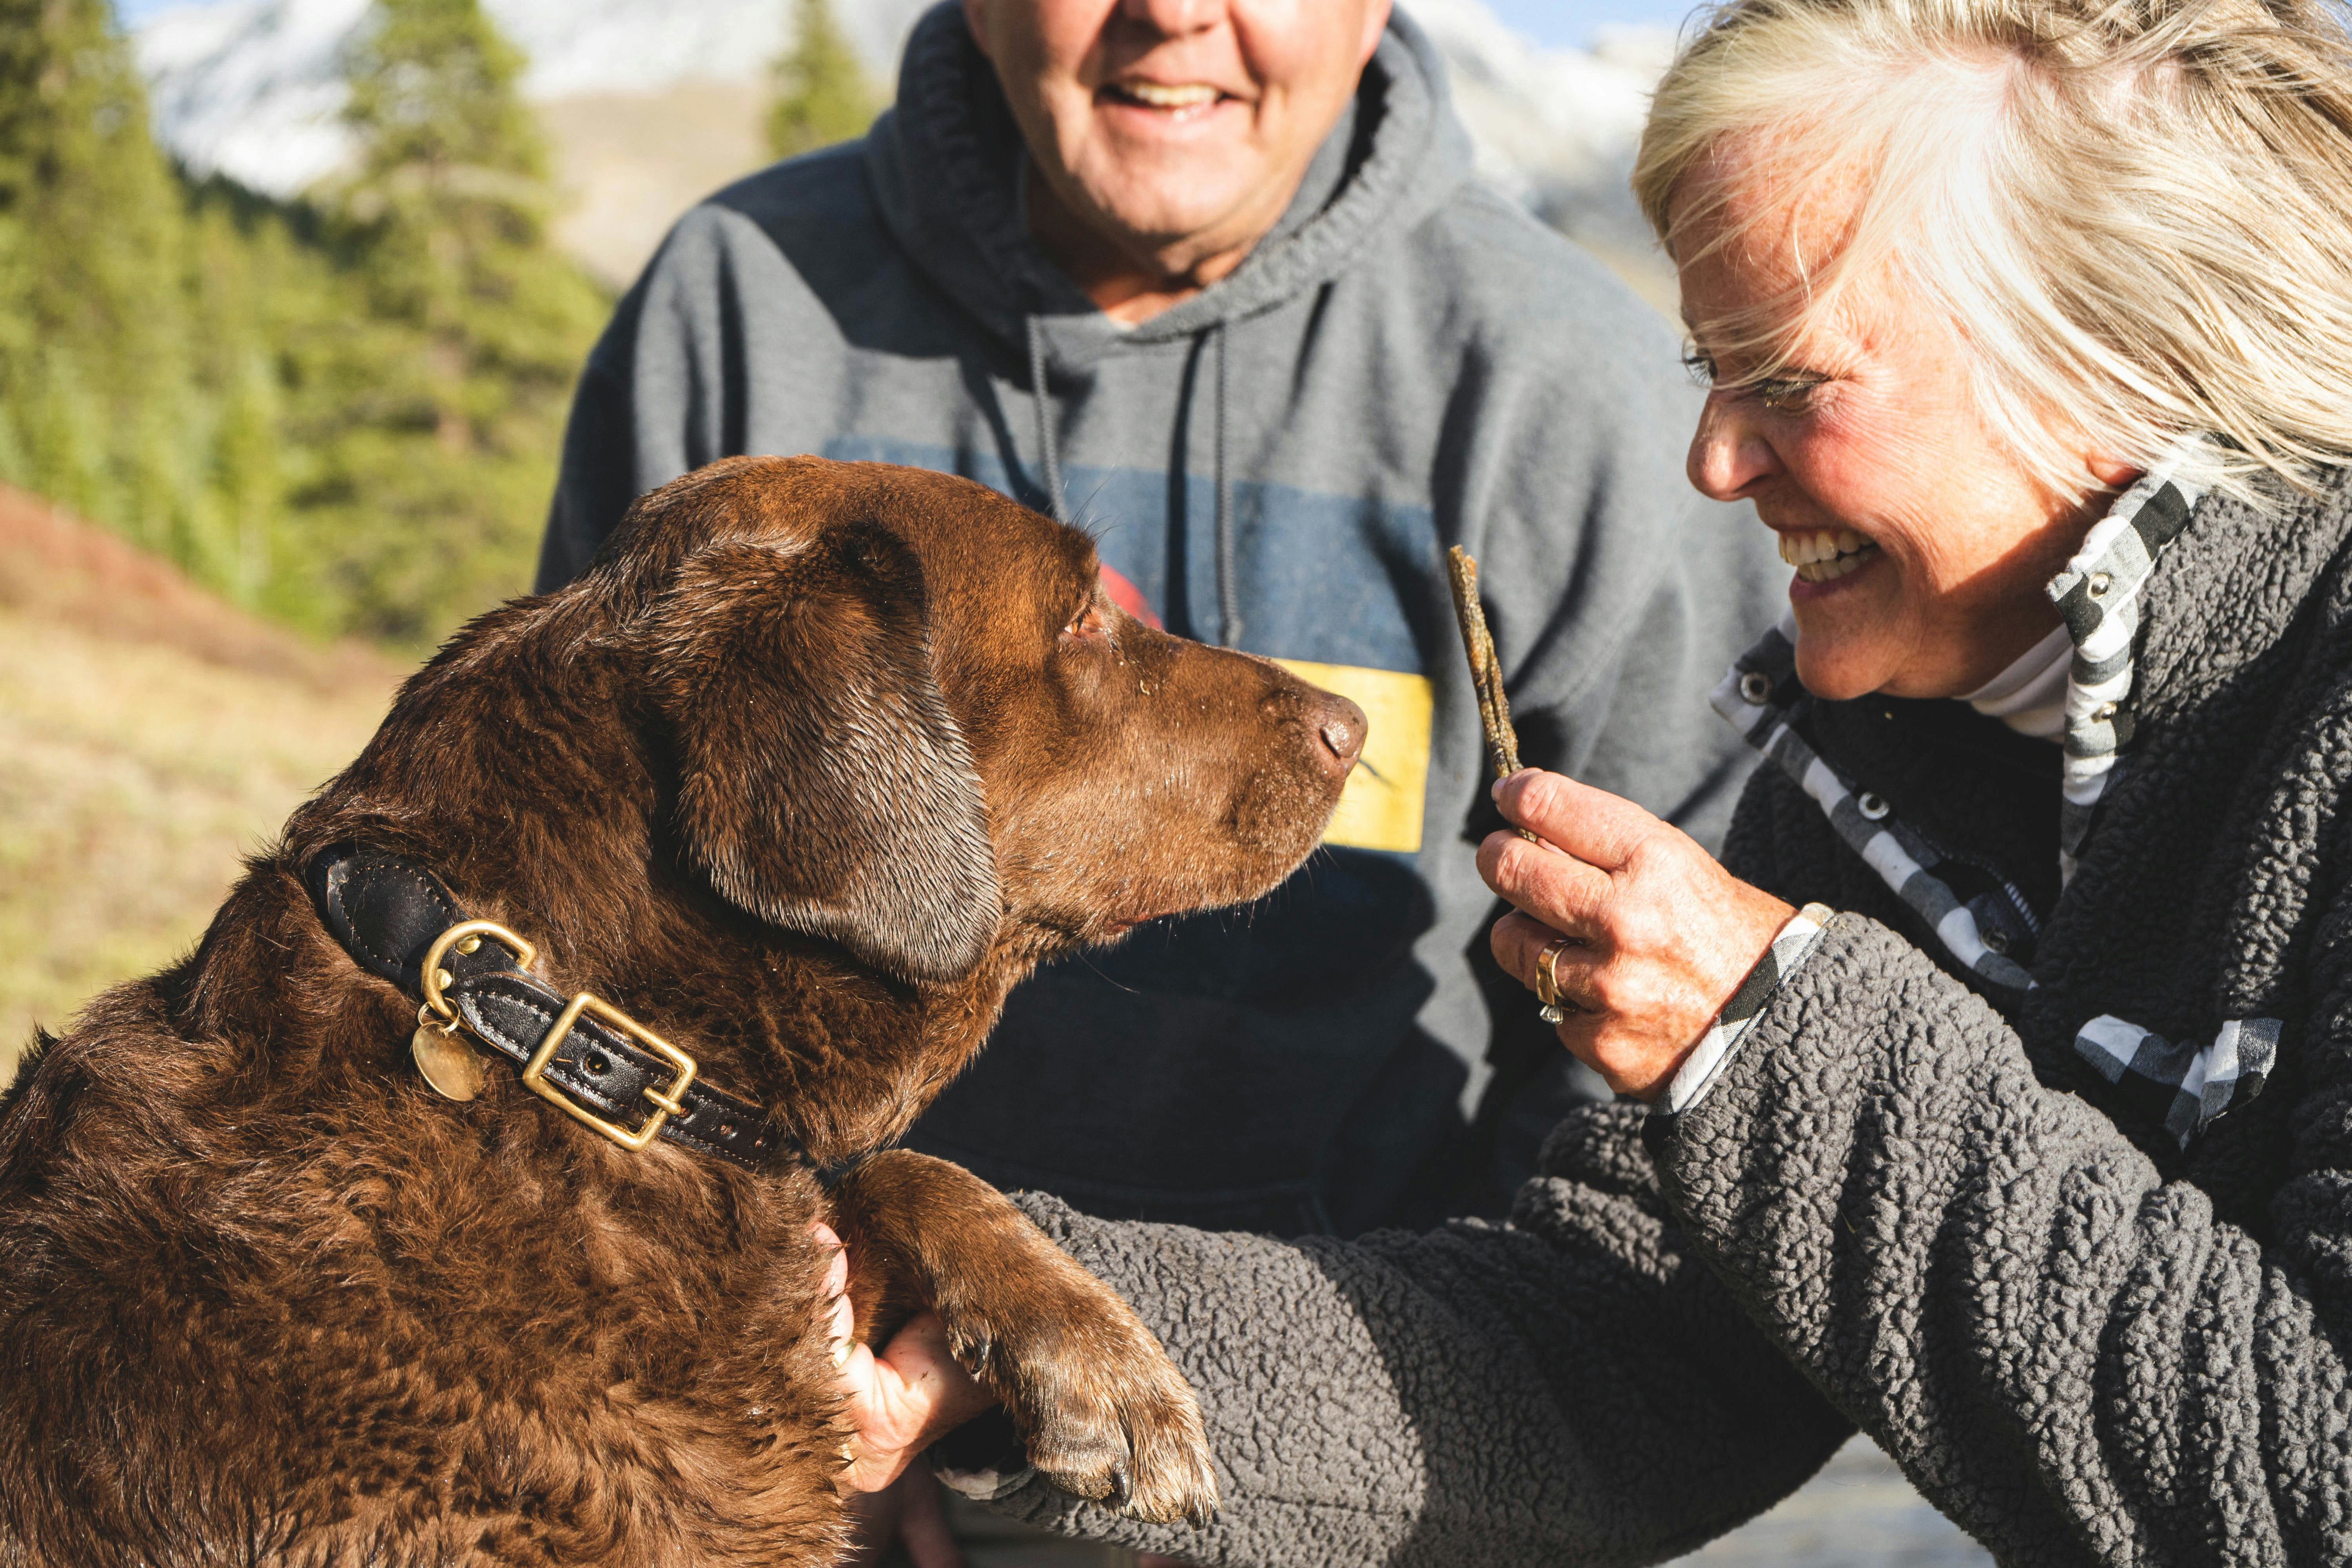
xmin=1446 ymin=546 xmax=1539 ymax=842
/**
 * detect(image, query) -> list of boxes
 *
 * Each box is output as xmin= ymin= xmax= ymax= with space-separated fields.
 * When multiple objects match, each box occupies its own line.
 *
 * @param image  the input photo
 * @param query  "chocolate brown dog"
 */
xmin=0 ymin=457 xmax=1364 ymax=1566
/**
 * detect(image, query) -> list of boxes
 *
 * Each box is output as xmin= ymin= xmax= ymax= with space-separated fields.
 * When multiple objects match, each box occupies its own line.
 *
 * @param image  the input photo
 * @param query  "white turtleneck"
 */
xmin=1961 ymin=623 xmax=2072 ymax=742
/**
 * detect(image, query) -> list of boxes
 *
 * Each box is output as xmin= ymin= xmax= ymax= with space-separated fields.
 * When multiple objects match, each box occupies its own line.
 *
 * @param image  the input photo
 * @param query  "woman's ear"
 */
xmin=637 ymin=528 xmax=1002 ymax=986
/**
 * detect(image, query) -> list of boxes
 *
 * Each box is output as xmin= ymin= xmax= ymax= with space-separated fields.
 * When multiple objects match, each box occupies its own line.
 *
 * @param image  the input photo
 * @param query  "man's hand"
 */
xmin=1479 ymin=769 xmax=1795 ymax=1099
xmin=817 ymin=1225 xmax=998 ymax=1495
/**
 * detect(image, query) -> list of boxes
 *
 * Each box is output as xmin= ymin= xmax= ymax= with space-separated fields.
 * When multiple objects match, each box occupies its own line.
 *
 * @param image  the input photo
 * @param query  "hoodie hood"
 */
xmin=864 ymin=1 xmax=1475 ymax=365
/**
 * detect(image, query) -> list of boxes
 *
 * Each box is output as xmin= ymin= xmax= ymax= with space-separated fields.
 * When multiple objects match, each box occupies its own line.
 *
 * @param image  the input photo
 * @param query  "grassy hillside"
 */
xmin=0 ymin=485 xmax=399 ymax=1078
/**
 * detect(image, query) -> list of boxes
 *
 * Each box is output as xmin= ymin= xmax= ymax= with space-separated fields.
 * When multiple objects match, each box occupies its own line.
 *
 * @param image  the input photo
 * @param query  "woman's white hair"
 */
xmin=1634 ymin=0 xmax=2352 ymax=503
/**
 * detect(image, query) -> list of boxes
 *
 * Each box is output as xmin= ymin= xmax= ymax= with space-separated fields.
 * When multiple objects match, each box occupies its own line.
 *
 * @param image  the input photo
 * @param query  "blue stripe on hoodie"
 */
xmin=824 ymin=435 xmax=1435 ymax=673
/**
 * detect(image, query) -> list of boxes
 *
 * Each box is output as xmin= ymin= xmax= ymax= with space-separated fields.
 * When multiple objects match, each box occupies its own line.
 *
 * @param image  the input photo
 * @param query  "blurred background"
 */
xmin=0 ymin=5 xmax=1986 ymax=1557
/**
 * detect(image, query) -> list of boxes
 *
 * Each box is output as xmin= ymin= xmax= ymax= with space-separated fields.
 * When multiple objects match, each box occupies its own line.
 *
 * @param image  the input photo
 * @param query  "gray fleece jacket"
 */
xmin=989 ymin=466 xmax=2352 ymax=1566
xmin=537 ymin=4 xmax=1779 ymax=1237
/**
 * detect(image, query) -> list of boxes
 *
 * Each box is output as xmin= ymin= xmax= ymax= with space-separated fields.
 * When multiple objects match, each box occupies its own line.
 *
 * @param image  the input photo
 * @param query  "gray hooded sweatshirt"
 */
xmin=537 ymin=4 xmax=1780 ymax=1237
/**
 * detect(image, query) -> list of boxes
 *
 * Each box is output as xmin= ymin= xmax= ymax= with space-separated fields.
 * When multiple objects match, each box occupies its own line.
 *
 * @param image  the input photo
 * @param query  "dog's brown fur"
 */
xmin=0 ymin=457 xmax=1362 ymax=1567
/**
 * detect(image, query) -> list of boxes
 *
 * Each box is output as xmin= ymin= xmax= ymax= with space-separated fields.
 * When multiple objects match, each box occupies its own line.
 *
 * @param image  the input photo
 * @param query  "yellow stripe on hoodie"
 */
xmin=1273 ymin=659 xmax=1432 ymax=854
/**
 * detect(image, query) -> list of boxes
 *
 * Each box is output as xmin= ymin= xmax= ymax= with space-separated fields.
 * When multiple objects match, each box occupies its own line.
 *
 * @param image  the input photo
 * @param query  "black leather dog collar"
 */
xmin=307 ymin=844 xmax=799 ymax=1173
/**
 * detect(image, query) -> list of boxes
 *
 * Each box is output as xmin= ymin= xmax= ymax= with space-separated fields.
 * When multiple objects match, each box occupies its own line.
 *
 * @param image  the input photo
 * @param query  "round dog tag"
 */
xmin=411 ymin=1020 xmax=486 ymax=1102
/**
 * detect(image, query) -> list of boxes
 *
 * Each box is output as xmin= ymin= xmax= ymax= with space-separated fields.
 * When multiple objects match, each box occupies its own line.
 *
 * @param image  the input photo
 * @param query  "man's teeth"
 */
xmin=1118 ymin=82 xmax=1220 ymax=108
xmin=1777 ymin=527 xmax=1877 ymax=582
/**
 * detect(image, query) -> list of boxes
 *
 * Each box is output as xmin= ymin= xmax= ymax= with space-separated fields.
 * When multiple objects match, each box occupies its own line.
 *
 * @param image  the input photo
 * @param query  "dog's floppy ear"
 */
xmin=640 ymin=526 xmax=1000 ymax=985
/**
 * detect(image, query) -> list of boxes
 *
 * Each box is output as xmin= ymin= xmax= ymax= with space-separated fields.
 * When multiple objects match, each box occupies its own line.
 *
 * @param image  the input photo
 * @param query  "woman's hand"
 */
xmin=815 ymin=1225 xmax=998 ymax=1495
xmin=1480 ymin=769 xmax=1795 ymax=1100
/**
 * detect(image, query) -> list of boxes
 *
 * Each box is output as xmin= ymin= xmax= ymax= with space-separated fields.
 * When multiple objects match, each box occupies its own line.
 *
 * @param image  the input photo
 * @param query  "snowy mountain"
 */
xmin=134 ymin=0 xmax=1676 ymax=300
xmin=137 ymin=0 xmax=935 ymax=197
xmin=1410 ymin=0 xmax=1676 ymax=260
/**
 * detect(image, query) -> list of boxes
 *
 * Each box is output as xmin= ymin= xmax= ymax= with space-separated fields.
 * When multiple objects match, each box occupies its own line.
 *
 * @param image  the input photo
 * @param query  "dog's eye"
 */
xmin=1062 ymin=603 xmax=1110 ymax=644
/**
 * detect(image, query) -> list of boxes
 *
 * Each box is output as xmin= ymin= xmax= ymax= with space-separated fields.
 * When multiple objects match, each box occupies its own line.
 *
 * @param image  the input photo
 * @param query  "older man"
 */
xmin=541 ymin=0 xmax=1769 ymax=1249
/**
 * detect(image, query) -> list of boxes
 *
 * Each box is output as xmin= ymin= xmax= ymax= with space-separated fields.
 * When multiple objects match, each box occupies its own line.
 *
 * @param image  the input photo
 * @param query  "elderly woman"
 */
xmin=833 ymin=0 xmax=2352 ymax=1560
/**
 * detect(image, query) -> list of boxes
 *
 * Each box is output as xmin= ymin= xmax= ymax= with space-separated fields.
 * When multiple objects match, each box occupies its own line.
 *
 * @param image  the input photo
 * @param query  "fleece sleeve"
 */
xmin=991 ymin=1104 xmax=1850 ymax=1568
xmin=1656 ymin=911 xmax=2352 ymax=1565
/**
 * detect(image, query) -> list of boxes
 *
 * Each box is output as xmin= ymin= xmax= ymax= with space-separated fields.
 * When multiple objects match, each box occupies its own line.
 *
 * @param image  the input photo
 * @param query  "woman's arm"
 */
xmin=1477 ymin=763 xmax=2352 ymax=1561
xmin=829 ymin=770 xmax=1846 ymax=1566
xmin=1650 ymin=910 xmax=2352 ymax=1564
xmin=969 ymin=1103 xmax=1849 ymax=1568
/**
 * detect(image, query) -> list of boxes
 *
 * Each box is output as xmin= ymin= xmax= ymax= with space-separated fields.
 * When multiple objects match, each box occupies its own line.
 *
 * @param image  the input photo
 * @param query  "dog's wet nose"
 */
xmin=1317 ymin=697 xmax=1368 ymax=773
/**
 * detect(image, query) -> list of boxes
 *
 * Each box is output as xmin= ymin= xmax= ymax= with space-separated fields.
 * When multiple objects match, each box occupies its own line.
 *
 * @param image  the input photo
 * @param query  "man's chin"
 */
xmin=1069 ymin=168 xmax=1263 ymax=253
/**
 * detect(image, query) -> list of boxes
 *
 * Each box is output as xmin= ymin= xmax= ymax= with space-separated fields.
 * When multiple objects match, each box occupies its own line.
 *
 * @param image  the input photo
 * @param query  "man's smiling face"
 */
xmin=963 ymin=0 xmax=1390 ymax=286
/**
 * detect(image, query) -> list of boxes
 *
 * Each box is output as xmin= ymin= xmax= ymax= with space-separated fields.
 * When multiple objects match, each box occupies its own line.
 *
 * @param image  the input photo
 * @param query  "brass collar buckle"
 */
xmin=418 ymin=919 xmax=702 ymax=1154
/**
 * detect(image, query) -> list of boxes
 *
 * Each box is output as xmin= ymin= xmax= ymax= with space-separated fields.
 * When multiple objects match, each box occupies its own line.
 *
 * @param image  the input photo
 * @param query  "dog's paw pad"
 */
xmin=1117 ymin=1393 xmax=1219 ymax=1526
xmin=1019 ymin=1366 xmax=1219 ymax=1525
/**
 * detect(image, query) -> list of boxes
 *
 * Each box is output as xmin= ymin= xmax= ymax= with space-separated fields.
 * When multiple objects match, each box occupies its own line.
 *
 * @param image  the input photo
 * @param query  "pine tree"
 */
xmin=0 ymin=0 xmax=609 ymax=650
xmin=182 ymin=189 xmax=305 ymax=610
xmin=0 ymin=0 xmax=194 ymax=554
xmin=321 ymin=0 xmax=604 ymax=646
xmin=766 ymin=0 xmax=880 ymax=161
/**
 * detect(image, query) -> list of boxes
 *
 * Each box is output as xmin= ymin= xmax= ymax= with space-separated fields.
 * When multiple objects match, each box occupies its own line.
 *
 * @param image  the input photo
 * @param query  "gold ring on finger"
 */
xmin=1535 ymin=934 xmax=1581 ymax=1023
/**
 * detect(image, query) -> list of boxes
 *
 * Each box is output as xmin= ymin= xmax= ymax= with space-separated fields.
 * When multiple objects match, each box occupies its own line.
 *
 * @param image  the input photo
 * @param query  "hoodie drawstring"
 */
xmin=1212 ymin=321 xmax=1241 ymax=650
xmin=1026 ymin=310 xmax=1241 ymax=649
xmin=1025 ymin=312 xmax=1067 ymax=524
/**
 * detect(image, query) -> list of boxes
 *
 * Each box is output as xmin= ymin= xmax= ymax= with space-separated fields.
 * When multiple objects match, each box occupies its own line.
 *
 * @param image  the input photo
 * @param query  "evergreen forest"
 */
xmin=0 ymin=0 xmax=878 ymax=653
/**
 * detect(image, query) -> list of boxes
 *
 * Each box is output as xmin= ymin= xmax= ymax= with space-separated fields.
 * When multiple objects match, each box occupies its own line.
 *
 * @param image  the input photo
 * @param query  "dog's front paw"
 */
xmin=985 ymin=1301 xmax=1220 ymax=1526
xmin=829 ymin=1152 xmax=1220 ymax=1526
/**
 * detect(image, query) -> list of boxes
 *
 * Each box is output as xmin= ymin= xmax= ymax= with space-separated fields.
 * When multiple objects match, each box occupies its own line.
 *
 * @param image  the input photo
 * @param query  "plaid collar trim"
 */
xmin=2045 ymin=443 xmax=2212 ymax=882
xmin=1711 ymin=444 xmax=2283 ymax=1149
xmin=1666 ymin=904 xmax=1836 ymax=1113
xmin=1710 ymin=614 xmax=2039 ymax=993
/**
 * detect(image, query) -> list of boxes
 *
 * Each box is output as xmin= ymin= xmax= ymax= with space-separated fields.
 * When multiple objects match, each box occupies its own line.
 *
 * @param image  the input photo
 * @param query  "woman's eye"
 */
xmin=1685 ymin=345 xmax=1827 ymax=412
xmin=1753 ymin=377 xmax=1826 ymax=412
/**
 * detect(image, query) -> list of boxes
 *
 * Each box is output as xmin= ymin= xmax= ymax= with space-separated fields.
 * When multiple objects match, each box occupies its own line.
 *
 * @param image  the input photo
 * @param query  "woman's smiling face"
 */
xmin=1671 ymin=142 xmax=2131 ymax=701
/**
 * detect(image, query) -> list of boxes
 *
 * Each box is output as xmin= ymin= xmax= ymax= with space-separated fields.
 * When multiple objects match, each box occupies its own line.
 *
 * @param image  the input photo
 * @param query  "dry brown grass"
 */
xmin=0 ymin=488 xmax=401 ymax=1080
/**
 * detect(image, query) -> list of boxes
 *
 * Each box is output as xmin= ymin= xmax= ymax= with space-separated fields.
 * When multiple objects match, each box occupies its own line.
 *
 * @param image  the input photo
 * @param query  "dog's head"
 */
xmin=583 ymin=456 xmax=1361 ymax=987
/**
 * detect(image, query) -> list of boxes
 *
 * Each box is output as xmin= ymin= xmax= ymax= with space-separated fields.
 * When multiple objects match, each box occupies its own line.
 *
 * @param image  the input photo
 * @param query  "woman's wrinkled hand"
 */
xmin=1479 ymin=769 xmax=1795 ymax=1100
xmin=814 ymin=1224 xmax=997 ymax=1497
